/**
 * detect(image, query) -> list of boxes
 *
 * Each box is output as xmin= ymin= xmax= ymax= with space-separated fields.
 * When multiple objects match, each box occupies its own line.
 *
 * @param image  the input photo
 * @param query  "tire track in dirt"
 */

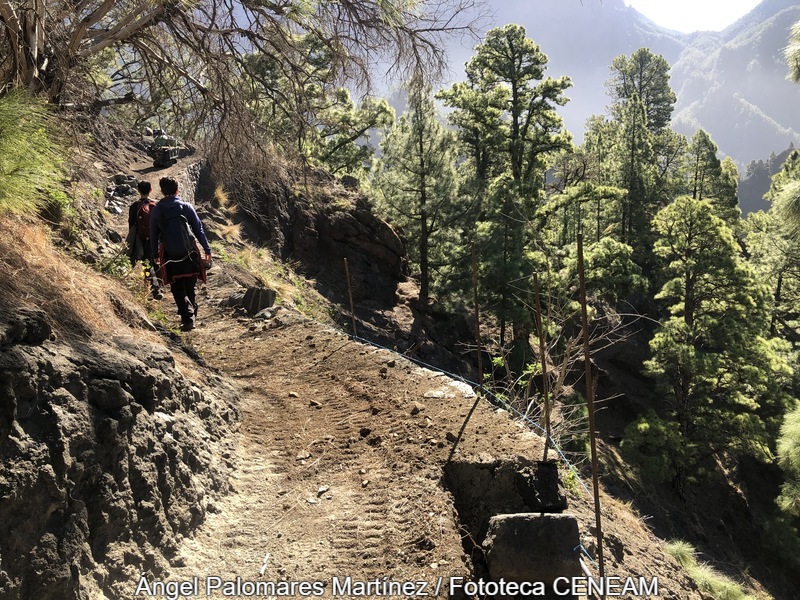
xmin=169 ymin=311 xmax=473 ymax=592
xmin=161 ymin=260 xmax=702 ymax=598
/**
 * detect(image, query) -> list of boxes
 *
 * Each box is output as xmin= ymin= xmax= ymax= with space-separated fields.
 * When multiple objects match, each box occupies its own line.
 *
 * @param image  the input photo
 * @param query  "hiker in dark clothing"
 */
xmin=126 ymin=180 xmax=163 ymax=299
xmin=150 ymin=177 xmax=212 ymax=332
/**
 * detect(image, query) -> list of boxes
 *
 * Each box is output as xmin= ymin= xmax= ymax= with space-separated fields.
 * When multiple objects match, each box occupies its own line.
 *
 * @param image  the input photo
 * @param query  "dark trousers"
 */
xmin=170 ymin=276 xmax=198 ymax=323
xmin=164 ymin=253 xmax=201 ymax=325
xmin=131 ymin=237 xmax=162 ymax=292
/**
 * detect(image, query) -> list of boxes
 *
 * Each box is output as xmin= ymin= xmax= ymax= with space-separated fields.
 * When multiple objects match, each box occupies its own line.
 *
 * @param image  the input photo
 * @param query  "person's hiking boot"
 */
xmin=180 ymin=317 xmax=195 ymax=332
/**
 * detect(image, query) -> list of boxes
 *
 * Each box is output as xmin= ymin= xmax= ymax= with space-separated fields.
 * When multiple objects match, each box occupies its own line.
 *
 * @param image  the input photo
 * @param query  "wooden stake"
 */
xmin=533 ymin=273 xmax=551 ymax=461
xmin=577 ymin=232 xmax=605 ymax=594
xmin=471 ymin=243 xmax=483 ymax=389
xmin=343 ymin=258 xmax=357 ymax=338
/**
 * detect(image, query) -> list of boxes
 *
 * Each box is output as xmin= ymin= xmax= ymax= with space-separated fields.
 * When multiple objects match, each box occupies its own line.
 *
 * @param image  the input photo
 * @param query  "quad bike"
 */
xmin=152 ymin=146 xmax=179 ymax=168
xmin=150 ymin=134 xmax=179 ymax=168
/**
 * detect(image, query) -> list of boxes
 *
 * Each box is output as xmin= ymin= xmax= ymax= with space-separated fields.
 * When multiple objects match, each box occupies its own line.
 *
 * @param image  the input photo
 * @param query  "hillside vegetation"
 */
xmin=0 ymin=139 xmax=708 ymax=600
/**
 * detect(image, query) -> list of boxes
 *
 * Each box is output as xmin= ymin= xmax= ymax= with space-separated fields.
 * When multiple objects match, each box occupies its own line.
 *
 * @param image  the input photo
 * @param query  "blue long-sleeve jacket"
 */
xmin=150 ymin=196 xmax=211 ymax=259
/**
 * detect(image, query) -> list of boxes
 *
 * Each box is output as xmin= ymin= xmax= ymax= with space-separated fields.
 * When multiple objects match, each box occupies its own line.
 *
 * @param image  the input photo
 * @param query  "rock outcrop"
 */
xmin=0 ymin=309 xmax=239 ymax=600
xmin=251 ymin=182 xmax=405 ymax=308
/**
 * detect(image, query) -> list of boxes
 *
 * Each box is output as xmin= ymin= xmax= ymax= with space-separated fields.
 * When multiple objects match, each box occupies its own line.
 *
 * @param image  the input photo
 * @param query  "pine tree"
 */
xmin=436 ymin=81 xmax=506 ymax=188
xmin=581 ymin=115 xmax=624 ymax=240
xmin=314 ymin=93 xmax=394 ymax=176
xmin=438 ymin=24 xmax=571 ymax=353
xmin=748 ymin=149 xmax=800 ymax=519
xmin=771 ymin=150 xmax=800 ymax=234
xmin=0 ymin=91 xmax=62 ymax=215
xmin=651 ymin=128 xmax=688 ymax=207
xmin=644 ymin=197 xmax=792 ymax=492
xmin=747 ymin=151 xmax=800 ymax=339
xmin=777 ymin=404 xmax=800 ymax=516
xmin=244 ymin=41 xmax=393 ymax=174
xmin=614 ymin=93 xmax=655 ymax=245
xmin=713 ymin=157 xmax=741 ymax=226
xmin=603 ymin=48 xmax=680 ymax=253
xmin=374 ymin=78 xmax=460 ymax=305
xmin=785 ymin=19 xmax=800 ymax=83
xmin=687 ymin=130 xmax=721 ymax=202
xmin=681 ymin=129 xmax=741 ymax=226
xmin=607 ymin=48 xmax=676 ymax=134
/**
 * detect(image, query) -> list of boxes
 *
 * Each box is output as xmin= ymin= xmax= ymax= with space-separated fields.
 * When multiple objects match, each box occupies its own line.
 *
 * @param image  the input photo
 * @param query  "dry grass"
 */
xmin=223 ymin=246 xmax=335 ymax=324
xmin=212 ymin=185 xmax=235 ymax=212
xmin=0 ymin=215 xmax=151 ymax=341
xmin=218 ymin=223 xmax=243 ymax=243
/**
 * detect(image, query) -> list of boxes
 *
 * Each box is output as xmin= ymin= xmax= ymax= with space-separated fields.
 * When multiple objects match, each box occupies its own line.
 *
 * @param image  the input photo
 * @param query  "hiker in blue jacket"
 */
xmin=150 ymin=177 xmax=212 ymax=331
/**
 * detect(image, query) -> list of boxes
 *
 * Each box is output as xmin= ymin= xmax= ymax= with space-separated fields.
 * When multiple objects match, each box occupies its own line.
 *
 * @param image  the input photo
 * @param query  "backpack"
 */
xmin=136 ymin=200 xmax=154 ymax=240
xmin=159 ymin=202 xmax=197 ymax=258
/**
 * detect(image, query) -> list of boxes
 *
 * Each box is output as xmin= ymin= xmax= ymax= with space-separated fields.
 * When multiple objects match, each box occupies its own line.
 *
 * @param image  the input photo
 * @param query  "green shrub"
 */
xmin=762 ymin=515 xmax=800 ymax=573
xmin=97 ymin=248 xmax=131 ymax=278
xmin=0 ymin=91 xmax=63 ymax=215
xmin=562 ymin=237 xmax=649 ymax=303
xmin=664 ymin=540 xmax=695 ymax=568
xmin=777 ymin=403 xmax=800 ymax=517
xmin=41 ymin=188 xmax=76 ymax=223
xmin=692 ymin=563 xmax=755 ymax=600
xmin=621 ymin=410 xmax=686 ymax=485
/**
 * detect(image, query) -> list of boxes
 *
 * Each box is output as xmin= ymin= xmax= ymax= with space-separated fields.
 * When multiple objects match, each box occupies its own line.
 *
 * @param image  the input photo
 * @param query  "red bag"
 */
xmin=136 ymin=199 xmax=155 ymax=240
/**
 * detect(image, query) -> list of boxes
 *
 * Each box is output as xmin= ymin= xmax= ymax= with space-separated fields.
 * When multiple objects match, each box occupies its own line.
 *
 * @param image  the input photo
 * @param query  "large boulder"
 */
xmin=242 ymin=286 xmax=277 ymax=316
xmin=483 ymin=513 xmax=582 ymax=591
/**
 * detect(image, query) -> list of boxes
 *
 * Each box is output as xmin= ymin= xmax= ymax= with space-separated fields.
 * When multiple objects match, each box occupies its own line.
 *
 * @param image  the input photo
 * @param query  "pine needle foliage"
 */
xmin=777 ymin=403 xmax=800 ymax=517
xmin=785 ymin=19 xmax=800 ymax=83
xmin=0 ymin=91 xmax=62 ymax=215
xmin=775 ymin=180 xmax=800 ymax=237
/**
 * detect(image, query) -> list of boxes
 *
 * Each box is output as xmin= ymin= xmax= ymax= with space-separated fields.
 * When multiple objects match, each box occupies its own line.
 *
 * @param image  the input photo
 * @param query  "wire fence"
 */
xmin=342 ymin=329 xmax=597 ymax=501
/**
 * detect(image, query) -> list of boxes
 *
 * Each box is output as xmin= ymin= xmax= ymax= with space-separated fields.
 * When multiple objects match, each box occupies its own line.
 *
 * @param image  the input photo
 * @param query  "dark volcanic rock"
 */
xmin=483 ymin=513 xmax=581 ymax=586
xmin=0 ymin=308 xmax=52 ymax=346
xmin=0 ymin=313 xmax=239 ymax=600
xmin=241 ymin=286 xmax=277 ymax=316
xmin=254 ymin=184 xmax=405 ymax=307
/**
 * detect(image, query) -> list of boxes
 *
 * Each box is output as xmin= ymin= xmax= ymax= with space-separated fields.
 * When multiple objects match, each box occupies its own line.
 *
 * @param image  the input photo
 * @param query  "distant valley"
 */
xmin=440 ymin=0 xmax=800 ymax=212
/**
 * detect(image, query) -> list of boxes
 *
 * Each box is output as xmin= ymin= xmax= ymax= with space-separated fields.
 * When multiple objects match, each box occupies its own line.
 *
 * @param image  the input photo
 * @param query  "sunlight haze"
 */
xmin=624 ymin=0 xmax=762 ymax=33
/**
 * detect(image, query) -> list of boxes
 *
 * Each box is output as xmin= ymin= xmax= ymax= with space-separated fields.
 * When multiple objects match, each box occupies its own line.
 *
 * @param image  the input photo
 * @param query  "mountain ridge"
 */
xmin=443 ymin=0 xmax=800 ymax=170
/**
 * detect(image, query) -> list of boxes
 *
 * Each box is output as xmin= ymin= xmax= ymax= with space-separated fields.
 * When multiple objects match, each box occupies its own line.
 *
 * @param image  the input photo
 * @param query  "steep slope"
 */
xmin=2 ymin=142 xmax=776 ymax=599
xmin=119 ymin=152 xmax=705 ymax=597
xmin=0 ymin=215 xmax=240 ymax=599
xmin=161 ymin=257 xmax=702 ymax=599
xmin=671 ymin=1 xmax=800 ymax=166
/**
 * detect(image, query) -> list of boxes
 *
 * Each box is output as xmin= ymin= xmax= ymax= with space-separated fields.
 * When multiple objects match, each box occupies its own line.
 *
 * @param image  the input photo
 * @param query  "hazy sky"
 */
xmin=624 ymin=0 xmax=762 ymax=33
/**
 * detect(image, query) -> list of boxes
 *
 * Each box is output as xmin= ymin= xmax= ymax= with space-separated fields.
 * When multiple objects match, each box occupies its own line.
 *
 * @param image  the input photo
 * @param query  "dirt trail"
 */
xmin=131 ymin=251 xmax=698 ymax=599
xmin=168 ymin=272 xmax=494 ymax=590
xmin=118 ymin=152 xmax=699 ymax=598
